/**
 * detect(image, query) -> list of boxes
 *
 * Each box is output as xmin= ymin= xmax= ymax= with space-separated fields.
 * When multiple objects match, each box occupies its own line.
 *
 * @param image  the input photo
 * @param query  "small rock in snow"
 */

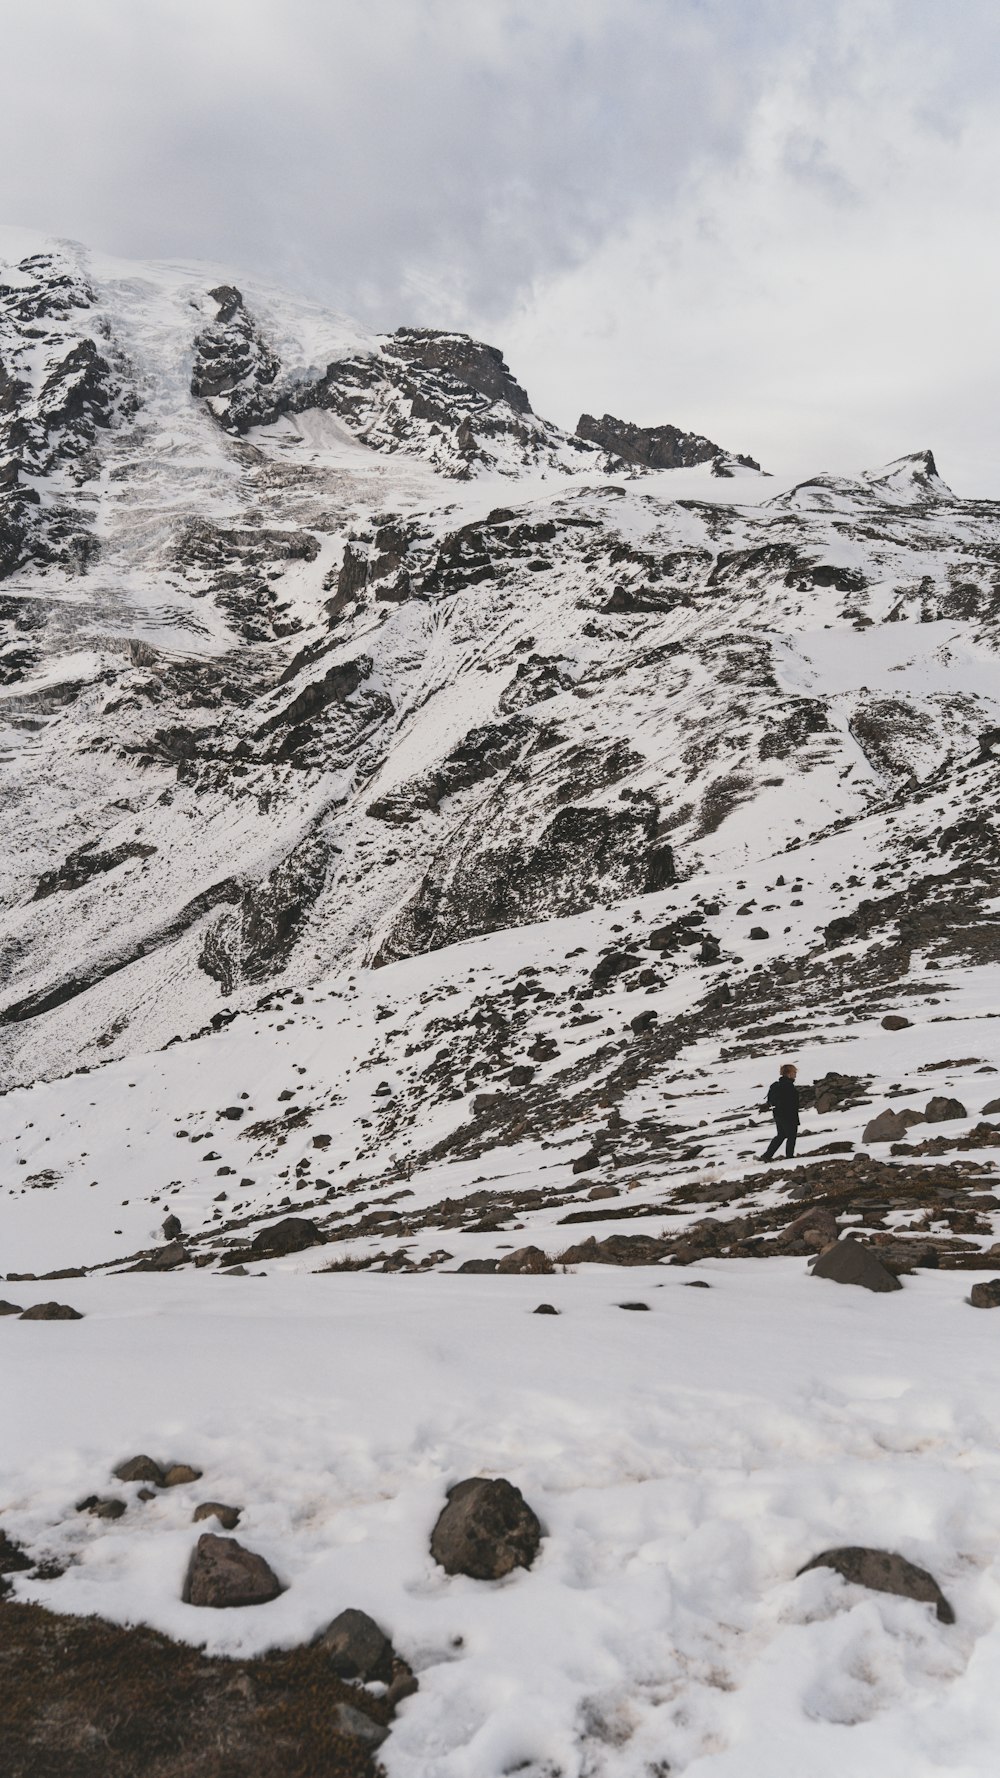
xmin=162 ymin=1463 xmax=203 ymax=1487
xmin=618 ymin=1300 xmax=649 ymax=1311
xmin=496 ymin=1246 xmax=554 ymax=1275
xmin=0 ymin=1300 xmax=25 ymax=1316
xmin=430 ymin=1476 xmax=542 ymax=1579
xmin=317 ymin=1607 xmax=394 ymax=1682
xmin=183 ymin=1533 xmax=282 ymax=1607
xmin=533 ymin=1303 xmax=560 ymax=1314
xmin=797 ymin=1545 xmax=954 ymax=1623
xmin=193 ymin=1501 xmax=242 ymax=1529
xmin=114 ymin=1454 xmax=166 ymax=1486
xmin=969 ymin=1279 xmax=1000 ymax=1309
xmin=881 ymin=1014 xmax=912 ymax=1030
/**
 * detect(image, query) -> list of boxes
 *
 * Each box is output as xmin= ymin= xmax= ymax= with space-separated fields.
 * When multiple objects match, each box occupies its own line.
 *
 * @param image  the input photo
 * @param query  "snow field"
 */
xmin=4 ymin=1264 xmax=1000 ymax=1775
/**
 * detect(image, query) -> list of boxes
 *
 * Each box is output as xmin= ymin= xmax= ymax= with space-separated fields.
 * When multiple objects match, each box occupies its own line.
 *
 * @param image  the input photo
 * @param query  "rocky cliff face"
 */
xmin=575 ymin=410 xmax=760 ymax=474
xmin=1 ymin=231 xmax=999 ymax=1101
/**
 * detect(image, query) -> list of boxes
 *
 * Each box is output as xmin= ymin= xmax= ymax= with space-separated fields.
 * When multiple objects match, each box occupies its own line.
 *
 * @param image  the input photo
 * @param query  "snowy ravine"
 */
xmin=4 ymin=228 xmax=1000 ymax=1777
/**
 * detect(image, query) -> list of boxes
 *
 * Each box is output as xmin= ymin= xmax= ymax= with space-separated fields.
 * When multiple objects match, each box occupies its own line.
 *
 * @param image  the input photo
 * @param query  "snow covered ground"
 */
xmin=5 ymin=1264 xmax=1000 ymax=1777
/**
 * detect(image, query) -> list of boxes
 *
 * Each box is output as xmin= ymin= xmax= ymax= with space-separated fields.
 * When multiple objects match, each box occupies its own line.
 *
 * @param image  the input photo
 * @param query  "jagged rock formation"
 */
xmin=576 ymin=411 xmax=760 ymax=474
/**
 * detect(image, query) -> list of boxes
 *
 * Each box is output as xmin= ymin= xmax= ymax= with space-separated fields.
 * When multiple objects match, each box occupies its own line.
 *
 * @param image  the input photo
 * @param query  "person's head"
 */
xmin=779 ymin=1062 xmax=797 ymax=1079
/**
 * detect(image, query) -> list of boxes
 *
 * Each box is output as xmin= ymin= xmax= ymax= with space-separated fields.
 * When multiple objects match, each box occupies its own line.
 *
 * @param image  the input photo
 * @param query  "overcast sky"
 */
xmin=3 ymin=0 xmax=999 ymax=490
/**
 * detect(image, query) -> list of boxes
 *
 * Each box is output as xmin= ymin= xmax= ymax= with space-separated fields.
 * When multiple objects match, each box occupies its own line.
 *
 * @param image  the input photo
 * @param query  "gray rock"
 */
xmin=317 ymin=1607 xmax=394 ymax=1682
xmin=749 ymin=926 xmax=769 ymax=939
xmin=881 ymin=1014 xmax=912 ymax=1030
xmin=19 ymin=1301 xmax=83 ymax=1320
xmin=131 ymin=1239 xmax=189 ymax=1272
xmin=862 ymin=1107 xmax=926 ymax=1143
xmin=0 ymin=1300 xmax=24 ymax=1316
xmin=496 ymin=1246 xmax=554 ymax=1275
xmin=330 ymin=1702 xmax=389 ymax=1748
xmin=88 ymin=1497 xmax=127 ymax=1520
xmin=630 ymin=1010 xmax=658 ymax=1035
xmin=162 ymin=1214 xmax=182 ymax=1240
xmin=533 ymin=1303 xmax=560 ymax=1314
xmin=163 ymin=1463 xmax=203 ymax=1487
xmin=811 ymin=1236 xmax=902 ymax=1293
xmin=249 ymin=1216 xmax=322 ymax=1258
xmin=618 ymin=1301 xmax=649 ymax=1311
xmin=982 ymin=1099 xmax=1000 ymax=1116
xmin=183 ymin=1533 xmax=282 ymax=1607
xmin=797 ymin=1545 xmax=954 ymax=1623
xmin=786 ymin=1207 xmax=840 ymax=1249
xmin=430 ymin=1476 xmax=542 ymax=1579
xmin=969 ymin=1279 xmax=1000 ymax=1309
xmin=924 ymin=1095 xmax=967 ymax=1123
xmin=114 ymin=1454 xmax=166 ymax=1486
xmin=193 ymin=1501 xmax=242 ymax=1530
xmin=457 ymin=1258 xmax=497 ymax=1274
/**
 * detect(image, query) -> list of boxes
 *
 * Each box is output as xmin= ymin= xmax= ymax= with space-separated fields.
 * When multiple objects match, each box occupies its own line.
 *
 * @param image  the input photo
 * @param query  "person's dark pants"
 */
xmin=765 ymin=1120 xmax=797 ymax=1159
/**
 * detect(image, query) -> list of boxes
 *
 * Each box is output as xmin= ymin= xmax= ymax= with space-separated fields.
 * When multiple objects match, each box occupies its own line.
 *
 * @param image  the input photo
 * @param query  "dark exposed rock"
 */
xmin=983 ymin=1099 xmax=1000 ymax=1116
xmin=557 ymin=1233 xmax=670 ymax=1266
xmin=881 ymin=1014 xmax=912 ymax=1030
xmin=618 ymin=1301 xmax=649 ymax=1311
xmin=810 ymin=1236 xmax=902 ymax=1292
xmin=969 ymin=1279 xmax=1000 ymax=1308
xmin=317 ymin=1608 xmax=394 ymax=1683
xmin=193 ymin=1502 xmax=243 ymax=1530
xmin=249 ymin=1216 xmax=322 ymax=1259
xmin=162 ymin=1214 xmax=182 ymax=1240
xmin=183 ymin=1534 xmax=283 ymax=1607
xmin=924 ymin=1096 xmax=967 ymax=1123
xmin=630 ymin=1009 xmax=659 ymax=1034
xmin=533 ymin=1303 xmax=560 ymax=1314
xmin=575 ymin=411 xmax=758 ymax=471
xmin=377 ymin=804 xmax=674 ymax=964
xmin=18 ymin=1301 xmax=83 ymax=1319
xmin=0 ymin=1299 xmax=24 ymax=1315
xmin=114 ymin=1454 xmax=166 ymax=1486
xmin=33 ymin=840 xmax=157 ymax=900
xmin=863 ymin=1107 xmax=926 ymax=1143
xmin=812 ymin=1072 xmax=867 ymax=1116
xmin=430 ymin=1476 xmax=541 ymax=1579
xmin=496 ymin=1245 xmax=554 ymax=1275
xmin=797 ymin=1545 xmax=954 ymax=1623
xmin=129 ymin=1239 xmax=189 ymax=1272
xmin=163 ymin=1464 xmax=203 ymax=1488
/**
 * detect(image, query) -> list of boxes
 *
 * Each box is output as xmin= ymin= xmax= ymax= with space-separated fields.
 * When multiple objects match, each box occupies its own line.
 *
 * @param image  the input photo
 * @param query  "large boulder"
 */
xmin=249 ymin=1216 xmax=322 ymax=1258
xmin=810 ymin=1236 xmax=902 ymax=1293
xmin=862 ymin=1107 xmax=925 ymax=1144
xmin=924 ymin=1096 xmax=967 ymax=1123
xmin=430 ymin=1477 xmax=541 ymax=1579
xmin=183 ymin=1534 xmax=282 ymax=1607
xmin=317 ymin=1607 xmax=394 ymax=1683
xmin=797 ymin=1545 xmax=954 ymax=1623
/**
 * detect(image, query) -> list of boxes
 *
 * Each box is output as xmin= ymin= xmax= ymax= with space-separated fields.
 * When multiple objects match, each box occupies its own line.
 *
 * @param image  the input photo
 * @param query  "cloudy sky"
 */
xmin=3 ymin=0 xmax=999 ymax=490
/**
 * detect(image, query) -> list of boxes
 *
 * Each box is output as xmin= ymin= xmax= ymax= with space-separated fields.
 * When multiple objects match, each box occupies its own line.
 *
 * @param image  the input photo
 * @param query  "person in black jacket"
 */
xmin=763 ymin=1063 xmax=799 ymax=1159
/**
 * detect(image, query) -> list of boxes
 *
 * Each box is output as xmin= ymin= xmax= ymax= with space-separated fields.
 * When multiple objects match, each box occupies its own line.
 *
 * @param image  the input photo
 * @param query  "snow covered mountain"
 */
xmin=5 ymin=231 xmax=1000 ymax=1778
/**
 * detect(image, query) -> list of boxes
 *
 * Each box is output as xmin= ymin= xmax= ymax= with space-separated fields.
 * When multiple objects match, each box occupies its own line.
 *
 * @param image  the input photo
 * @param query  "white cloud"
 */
xmin=1 ymin=0 xmax=998 ymax=488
